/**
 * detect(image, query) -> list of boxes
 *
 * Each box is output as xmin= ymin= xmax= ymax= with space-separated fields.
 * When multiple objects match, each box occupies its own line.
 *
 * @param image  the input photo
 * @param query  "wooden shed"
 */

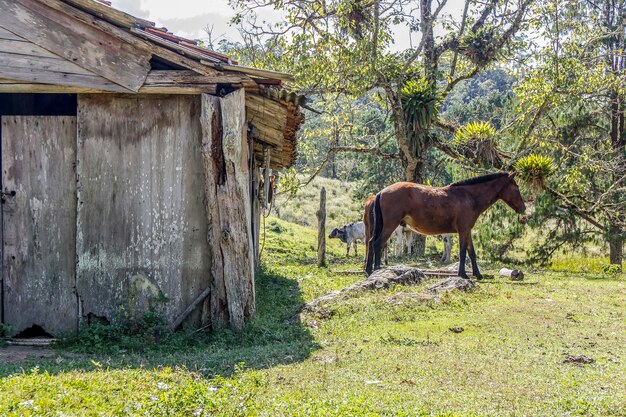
xmin=0 ymin=0 xmax=304 ymax=336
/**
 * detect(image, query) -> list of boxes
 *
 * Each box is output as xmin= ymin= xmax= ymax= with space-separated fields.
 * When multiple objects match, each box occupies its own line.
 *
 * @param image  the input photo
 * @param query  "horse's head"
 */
xmin=499 ymin=172 xmax=526 ymax=215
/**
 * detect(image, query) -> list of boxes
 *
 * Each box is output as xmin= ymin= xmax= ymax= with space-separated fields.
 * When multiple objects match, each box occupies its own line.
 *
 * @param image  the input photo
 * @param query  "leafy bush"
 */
xmin=0 ymin=323 xmax=11 ymax=338
xmin=59 ymin=308 xmax=178 ymax=354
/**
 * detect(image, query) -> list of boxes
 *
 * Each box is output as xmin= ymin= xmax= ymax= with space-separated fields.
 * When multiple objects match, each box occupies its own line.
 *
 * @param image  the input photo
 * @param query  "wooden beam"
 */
xmin=0 ymin=27 xmax=23 ymax=41
xmin=144 ymin=70 xmax=251 ymax=86
xmin=131 ymin=28 xmax=223 ymax=63
xmin=0 ymin=81 xmax=113 ymax=93
xmin=0 ymin=66 xmax=130 ymax=93
xmin=0 ymin=0 xmax=151 ymax=92
xmin=62 ymin=0 xmax=156 ymax=29
xmin=200 ymin=59 xmax=295 ymax=83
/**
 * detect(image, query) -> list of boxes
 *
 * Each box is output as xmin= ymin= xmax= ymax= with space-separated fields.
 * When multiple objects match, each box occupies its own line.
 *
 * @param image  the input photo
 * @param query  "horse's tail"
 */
xmin=372 ymin=193 xmax=383 ymax=247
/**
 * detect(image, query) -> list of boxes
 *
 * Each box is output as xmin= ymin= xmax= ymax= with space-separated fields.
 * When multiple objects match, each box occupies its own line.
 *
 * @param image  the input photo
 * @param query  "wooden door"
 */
xmin=1 ymin=116 xmax=77 ymax=336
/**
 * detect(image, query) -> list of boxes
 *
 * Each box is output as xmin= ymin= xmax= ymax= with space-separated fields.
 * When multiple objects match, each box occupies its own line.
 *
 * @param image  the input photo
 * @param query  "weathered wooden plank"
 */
xmin=0 ymin=64 xmax=131 ymax=93
xmin=0 ymin=79 xmax=121 ymax=93
xmin=12 ymin=0 xmax=224 ymax=79
xmin=199 ymin=59 xmax=295 ymax=83
xmin=76 ymin=94 xmax=211 ymax=327
xmin=201 ymin=90 xmax=255 ymax=332
xmin=0 ymin=27 xmax=23 ymax=41
xmin=0 ymin=38 xmax=64 ymax=59
xmin=0 ymin=0 xmax=151 ymax=92
xmin=132 ymin=28 xmax=222 ymax=63
xmin=0 ymin=79 xmax=214 ymax=95
xmin=0 ymin=51 xmax=94 ymax=75
xmin=1 ymin=116 xmax=78 ymax=336
xmin=145 ymin=70 xmax=251 ymax=86
xmin=62 ymin=0 xmax=156 ymax=29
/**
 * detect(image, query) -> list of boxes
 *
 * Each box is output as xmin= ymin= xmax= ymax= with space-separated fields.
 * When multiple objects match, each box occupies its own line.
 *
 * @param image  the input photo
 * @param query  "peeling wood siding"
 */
xmin=76 ymin=94 xmax=211 ymax=325
xmin=1 ymin=116 xmax=78 ymax=336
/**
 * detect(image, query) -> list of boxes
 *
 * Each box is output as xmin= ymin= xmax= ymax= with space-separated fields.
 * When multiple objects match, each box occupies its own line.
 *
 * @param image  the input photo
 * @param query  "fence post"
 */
xmin=317 ymin=187 xmax=327 ymax=267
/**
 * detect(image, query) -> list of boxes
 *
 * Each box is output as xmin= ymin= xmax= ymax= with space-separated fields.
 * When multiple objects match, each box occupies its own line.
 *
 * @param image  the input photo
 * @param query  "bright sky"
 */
xmin=112 ymin=0 xmax=466 ymax=51
xmin=113 ymin=0 xmax=238 ymax=45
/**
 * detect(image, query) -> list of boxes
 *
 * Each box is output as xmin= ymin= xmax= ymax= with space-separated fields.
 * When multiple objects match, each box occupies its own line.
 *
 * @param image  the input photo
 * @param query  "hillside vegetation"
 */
xmin=273 ymin=176 xmax=363 ymax=229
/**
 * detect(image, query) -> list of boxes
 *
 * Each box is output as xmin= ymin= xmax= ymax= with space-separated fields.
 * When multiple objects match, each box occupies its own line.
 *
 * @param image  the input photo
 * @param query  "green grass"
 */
xmin=1 ymin=216 xmax=625 ymax=416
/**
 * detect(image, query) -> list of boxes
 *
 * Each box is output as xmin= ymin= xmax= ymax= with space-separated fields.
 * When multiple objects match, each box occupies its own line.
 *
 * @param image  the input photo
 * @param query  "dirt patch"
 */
xmin=0 ymin=345 xmax=56 ymax=363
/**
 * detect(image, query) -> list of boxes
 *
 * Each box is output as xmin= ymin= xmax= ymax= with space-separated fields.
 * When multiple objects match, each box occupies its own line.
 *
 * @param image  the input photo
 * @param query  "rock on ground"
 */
xmin=304 ymin=266 xmax=474 ymax=310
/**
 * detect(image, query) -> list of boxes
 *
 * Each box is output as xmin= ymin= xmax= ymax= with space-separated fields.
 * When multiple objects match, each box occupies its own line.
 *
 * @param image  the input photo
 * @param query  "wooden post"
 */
xmin=201 ymin=90 xmax=255 ymax=333
xmin=317 ymin=187 xmax=326 ymax=267
xmin=261 ymin=146 xmax=271 ymax=209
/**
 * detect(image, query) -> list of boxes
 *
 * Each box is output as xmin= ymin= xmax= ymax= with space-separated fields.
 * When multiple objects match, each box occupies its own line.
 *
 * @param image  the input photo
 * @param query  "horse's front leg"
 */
xmin=354 ymin=242 xmax=358 ymax=257
xmin=346 ymin=243 xmax=350 ymax=257
xmin=457 ymin=232 xmax=469 ymax=279
xmin=467 ymin=234 xmax=482 ymax=279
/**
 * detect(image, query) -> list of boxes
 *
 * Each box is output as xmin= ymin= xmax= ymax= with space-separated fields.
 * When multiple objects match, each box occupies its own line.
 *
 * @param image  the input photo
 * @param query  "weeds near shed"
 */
xmin=59 ymin=309 xmax=185 ymax=354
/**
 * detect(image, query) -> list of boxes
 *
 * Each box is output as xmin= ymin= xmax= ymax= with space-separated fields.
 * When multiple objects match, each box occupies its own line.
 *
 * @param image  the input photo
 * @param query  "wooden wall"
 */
xmin=1 ymin=116 xmax=78 ymax=336
xmin=75 ymin=94 xmax=212 ymax=325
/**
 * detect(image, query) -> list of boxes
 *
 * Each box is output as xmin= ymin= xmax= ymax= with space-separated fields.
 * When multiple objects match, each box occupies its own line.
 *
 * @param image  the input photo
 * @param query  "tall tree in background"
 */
xmin=514 ymin=0 xmax=625 ymax=269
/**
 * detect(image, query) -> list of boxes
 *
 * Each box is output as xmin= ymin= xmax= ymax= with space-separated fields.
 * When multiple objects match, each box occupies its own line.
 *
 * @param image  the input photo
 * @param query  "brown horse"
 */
xmin=365 ymin=172 xmax=526 ymax=278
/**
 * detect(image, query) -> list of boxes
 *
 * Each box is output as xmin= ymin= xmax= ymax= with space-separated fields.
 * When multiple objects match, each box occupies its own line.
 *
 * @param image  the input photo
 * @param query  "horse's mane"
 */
xmin=450 ymin=172 xmax=509 ymax=187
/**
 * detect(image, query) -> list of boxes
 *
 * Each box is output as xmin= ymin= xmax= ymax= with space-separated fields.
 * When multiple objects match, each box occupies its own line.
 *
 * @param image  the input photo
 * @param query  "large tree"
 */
xmin=231 ymin=0 xmax=531 ymax=181
xmin=512 ymin=0 xmax=625 ymax=268
xmin=231 ymin=0 xmax=532 ymax=253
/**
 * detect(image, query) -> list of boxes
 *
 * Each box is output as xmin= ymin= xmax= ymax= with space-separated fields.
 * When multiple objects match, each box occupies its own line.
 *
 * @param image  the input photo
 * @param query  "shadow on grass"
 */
xmin=0 ymin=266 xmax=318 ymax=379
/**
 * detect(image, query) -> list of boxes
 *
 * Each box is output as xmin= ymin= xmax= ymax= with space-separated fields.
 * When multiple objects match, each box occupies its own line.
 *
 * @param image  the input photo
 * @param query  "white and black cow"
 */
xmin=329 ymin=221 xmax=366 ymax=257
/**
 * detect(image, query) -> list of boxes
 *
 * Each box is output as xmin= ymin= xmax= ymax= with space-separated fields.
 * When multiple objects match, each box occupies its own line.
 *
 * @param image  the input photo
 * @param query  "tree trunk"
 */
xmin=404 ymin=137 xmax=428 ymax=256
xmin=201 ymin=91 xmax=256 ymax=333
xmin=608 ymin=224 xmax=623 ymax=271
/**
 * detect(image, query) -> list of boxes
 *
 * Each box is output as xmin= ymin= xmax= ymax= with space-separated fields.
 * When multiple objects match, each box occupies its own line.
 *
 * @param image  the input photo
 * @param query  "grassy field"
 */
xmin=1 ymin=215 xmax=625 ymax=416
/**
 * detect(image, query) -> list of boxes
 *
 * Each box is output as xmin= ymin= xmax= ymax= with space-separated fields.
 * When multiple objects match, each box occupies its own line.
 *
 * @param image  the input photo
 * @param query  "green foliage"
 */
xmin=458 ymin=27 xmax=499 ymax=66
xmin=454 ymin=121 xmax=496 ymax=143
xmin=0 ymin=323 xmax=11 ymax=338
xmin=454 ymin=121 xmax=502 ymax=167
xmin=514 ymin=154 xmax=555 ymax=190
xmin=401 ymin=79 xmax=440 ymax=131
xmin=0 ymin=323 xmax=10 ymax=347
xmin=474 ymin=201 xmax=525 ymax=263
xmin=441 ymin=69 xmax=516 ymax=129
xmin=60 ymin=309 xmax=178 ymax=354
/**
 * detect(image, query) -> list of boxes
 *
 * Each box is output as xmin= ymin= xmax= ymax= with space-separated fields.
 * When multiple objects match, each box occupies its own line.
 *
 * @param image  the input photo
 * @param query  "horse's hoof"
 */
xmin=475 ymin=274 xmax=484 ymax=280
